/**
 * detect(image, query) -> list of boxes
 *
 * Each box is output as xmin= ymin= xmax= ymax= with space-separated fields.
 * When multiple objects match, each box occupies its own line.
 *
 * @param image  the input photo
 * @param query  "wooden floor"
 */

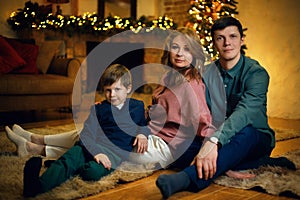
xmin=82 ymin=118 xmax=300 ymax=200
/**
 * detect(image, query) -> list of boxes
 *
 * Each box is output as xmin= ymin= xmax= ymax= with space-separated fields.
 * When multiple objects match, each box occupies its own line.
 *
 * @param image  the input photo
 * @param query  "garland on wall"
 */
xmin=7 ymin=1 xmax=247 ymax=59
xmin=7 ymin=1 xmax=177 ymax=37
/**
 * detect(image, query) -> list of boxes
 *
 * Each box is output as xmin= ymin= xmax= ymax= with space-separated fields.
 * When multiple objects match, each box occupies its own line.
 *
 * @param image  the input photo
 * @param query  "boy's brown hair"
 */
xmin=99 ymin=64 xmax=132 ymax=92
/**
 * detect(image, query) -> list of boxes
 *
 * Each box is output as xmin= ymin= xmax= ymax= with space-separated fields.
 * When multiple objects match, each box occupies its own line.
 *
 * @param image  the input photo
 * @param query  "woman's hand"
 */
xmin=94 ymin=153 xmax=111 ymax=170
xmin=133 ymin=134 xmax=148 ymax=153
xmin=191 ymin=141 xmax=218 ymax=180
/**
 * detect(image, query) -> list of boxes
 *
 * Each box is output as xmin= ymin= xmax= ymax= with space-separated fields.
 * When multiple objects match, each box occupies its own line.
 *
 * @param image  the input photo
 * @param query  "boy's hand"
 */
xmin=94 ymin=153 xmax=112 ymax=170
xmin=133 ymin=134 xmax=148 ymax=153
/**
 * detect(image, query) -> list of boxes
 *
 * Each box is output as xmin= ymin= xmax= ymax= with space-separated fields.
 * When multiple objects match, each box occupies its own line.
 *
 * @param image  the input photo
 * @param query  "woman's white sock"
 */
xmin=5 ymin=126 xmax=29 ymax=157
xmin=12 ymin=124 xmax=32 ymax=141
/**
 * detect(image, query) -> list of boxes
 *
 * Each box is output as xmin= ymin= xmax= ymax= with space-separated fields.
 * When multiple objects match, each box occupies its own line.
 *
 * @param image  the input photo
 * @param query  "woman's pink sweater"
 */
xmin=148 ymin=75 xmax=216 ymax=154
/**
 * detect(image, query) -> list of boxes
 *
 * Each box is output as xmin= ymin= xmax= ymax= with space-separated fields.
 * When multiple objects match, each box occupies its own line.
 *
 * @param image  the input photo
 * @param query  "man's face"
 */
xmin=103 ymin=79 xmax=131 ymax=106
xmin=213 ymin=25 xmax=244 ymax=63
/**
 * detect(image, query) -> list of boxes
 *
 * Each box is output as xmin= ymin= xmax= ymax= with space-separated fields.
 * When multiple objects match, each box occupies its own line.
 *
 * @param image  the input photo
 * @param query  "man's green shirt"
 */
xmin=203 ymin=55 xmax=275 ymax=147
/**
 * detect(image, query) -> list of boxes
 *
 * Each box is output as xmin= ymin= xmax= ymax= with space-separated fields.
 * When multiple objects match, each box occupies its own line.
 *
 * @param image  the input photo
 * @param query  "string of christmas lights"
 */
xmin=7 ymin=1 xmax=177 ymax=37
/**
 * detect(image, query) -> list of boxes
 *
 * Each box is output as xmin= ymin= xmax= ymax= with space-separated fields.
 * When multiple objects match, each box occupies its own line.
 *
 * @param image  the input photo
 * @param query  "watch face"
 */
xmin=210 ymin=137 xmax=218 ymax=144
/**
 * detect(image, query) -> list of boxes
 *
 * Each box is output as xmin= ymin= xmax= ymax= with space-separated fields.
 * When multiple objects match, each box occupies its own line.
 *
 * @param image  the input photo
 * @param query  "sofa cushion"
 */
xmin=0 ymin=36 xmax=26 ymax=74
xmin=5 ymin=37 xmax=39 ymax=74
xmin=36 ymin=40 xmax=64 ymax=74
xmin=0 ymin=74 xmax=74 ymax=95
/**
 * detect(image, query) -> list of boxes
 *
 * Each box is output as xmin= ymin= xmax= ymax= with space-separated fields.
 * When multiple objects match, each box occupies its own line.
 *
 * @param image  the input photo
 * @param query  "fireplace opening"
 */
xmin=86 ymin=41 xmax=145 ymax=93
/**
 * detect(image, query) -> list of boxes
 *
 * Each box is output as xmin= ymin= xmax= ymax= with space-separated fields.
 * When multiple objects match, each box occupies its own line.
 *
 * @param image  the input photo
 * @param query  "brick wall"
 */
xmin=163 ymin=0 xmax=190 ymax=27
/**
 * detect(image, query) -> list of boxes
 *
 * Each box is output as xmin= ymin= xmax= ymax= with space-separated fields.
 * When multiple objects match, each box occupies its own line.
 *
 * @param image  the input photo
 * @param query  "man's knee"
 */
xmin=236 ymin=126 xmax=259 ymax=139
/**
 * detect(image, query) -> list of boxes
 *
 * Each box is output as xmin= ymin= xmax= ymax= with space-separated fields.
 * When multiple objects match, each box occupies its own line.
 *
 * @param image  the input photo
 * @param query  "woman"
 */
xmin=129 ymin=27 xmax=216 ymax=169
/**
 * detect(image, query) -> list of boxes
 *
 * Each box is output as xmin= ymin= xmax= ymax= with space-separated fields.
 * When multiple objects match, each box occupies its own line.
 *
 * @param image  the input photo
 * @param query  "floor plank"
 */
xmin=271 ymin=138 xmax=300 ymax=156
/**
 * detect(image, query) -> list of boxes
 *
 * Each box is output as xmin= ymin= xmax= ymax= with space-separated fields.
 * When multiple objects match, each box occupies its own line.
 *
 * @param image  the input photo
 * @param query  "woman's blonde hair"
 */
xmin=161 ymin=27 xmax=205 ymax=86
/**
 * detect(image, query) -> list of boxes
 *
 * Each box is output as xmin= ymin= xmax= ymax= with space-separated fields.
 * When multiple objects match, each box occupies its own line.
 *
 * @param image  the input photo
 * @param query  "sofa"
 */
xmin=0 ymin=35 xmax=81 ymax=112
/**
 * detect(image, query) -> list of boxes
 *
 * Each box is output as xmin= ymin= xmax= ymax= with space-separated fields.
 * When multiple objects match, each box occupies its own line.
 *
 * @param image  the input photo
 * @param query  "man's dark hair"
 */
xmin=211 ymin=16 xmax=244 ymax=38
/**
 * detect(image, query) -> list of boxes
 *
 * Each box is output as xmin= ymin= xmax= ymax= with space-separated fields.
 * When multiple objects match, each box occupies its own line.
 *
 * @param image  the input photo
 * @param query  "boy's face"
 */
xmin=103 ymin=79 xmax=131 ymax=106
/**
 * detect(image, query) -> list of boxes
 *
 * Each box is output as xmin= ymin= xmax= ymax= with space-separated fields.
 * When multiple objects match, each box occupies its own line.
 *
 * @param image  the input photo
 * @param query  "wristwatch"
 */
xmin=209 ymin=136 xmax=219 ymax=145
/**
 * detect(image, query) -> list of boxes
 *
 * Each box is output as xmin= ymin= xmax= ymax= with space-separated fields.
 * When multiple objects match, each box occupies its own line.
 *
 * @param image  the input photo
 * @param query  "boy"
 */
xmin=23 ymin=64 xmax=150 ymax=197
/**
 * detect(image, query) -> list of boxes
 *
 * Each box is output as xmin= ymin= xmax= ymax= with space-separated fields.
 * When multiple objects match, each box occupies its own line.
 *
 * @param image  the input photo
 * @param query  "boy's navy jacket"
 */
xmin=79 ymin=98 xmax=150 ymax=160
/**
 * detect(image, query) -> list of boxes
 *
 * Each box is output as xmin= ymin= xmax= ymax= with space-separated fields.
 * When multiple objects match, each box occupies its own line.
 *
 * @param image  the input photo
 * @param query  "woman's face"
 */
xmin=169 ymin=35 xmax=193 ymax=68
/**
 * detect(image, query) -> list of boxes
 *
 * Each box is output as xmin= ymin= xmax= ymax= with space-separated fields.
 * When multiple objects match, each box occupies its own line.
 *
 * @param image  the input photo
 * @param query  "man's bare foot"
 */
xmin=225 ymin=170 xmax=256 ymax=179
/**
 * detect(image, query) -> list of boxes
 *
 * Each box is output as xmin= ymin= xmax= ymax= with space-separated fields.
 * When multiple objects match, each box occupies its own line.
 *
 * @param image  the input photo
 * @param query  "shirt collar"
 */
xmin=217 ymin=55 xmax=244 ymax=79
xmin=103 ymin=98 xmax=127 ymax=110
xmin=116 ymin=103 xmax=124 ymax=110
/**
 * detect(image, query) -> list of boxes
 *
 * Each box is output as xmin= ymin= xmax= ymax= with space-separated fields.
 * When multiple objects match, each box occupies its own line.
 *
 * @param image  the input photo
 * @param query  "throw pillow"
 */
xmin=0 ymin=36 xmax=26 ymax=74
xmin=36 ymin=40 xmax=64 ymax=74
xmin=5 ymin=37 xmax=39 ymax=74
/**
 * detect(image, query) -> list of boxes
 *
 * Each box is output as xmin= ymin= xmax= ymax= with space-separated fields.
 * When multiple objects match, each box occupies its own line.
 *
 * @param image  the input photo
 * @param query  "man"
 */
xmin=155 ymin=16 xmax=295 ymax=199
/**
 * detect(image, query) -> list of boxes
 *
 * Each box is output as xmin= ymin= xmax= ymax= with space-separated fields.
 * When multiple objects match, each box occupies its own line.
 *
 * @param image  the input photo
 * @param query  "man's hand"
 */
xmin=133 ymin=134 xmax=148 ymax=153
xmin=191 ymin=141 xmax=218 ymax=180
xmin=94 ymin=153 xmax=111 ymax=170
